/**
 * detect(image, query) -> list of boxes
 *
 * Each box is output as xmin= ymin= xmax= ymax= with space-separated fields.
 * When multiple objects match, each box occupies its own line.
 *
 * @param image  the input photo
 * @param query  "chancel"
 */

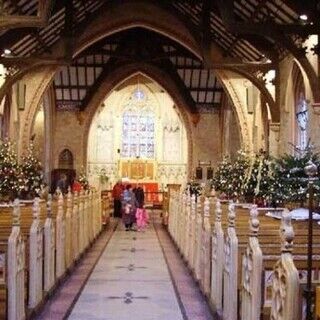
xmin=0 ymin=1 xmax=320 ymax=320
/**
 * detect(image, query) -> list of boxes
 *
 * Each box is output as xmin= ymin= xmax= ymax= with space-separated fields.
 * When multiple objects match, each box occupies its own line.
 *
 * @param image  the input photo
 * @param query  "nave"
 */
xmin=39 ymin=213 xmax=214 ymax=320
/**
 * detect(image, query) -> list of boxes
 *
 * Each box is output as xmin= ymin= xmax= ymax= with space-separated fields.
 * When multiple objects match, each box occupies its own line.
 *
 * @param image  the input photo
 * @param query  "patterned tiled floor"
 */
xmin=35 ymin=215 xmax=215 ymax=320
xmin=35 ymin=221 xmax=118 ymax=320
xmin=68 ymin=222 xmax=185 ymax=320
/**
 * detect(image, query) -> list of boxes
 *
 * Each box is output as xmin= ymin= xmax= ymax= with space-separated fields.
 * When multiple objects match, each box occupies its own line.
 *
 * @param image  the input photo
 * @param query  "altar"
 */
xmin=119 ymin=159 xmax=160 ymax=202
xmin=120 ymin=159 xmax=155 ymax=180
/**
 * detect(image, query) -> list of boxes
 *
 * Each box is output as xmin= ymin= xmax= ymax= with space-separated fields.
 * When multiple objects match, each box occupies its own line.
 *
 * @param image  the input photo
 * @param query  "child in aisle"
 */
xmin=135 ymin=206 xmax=149 ymax=232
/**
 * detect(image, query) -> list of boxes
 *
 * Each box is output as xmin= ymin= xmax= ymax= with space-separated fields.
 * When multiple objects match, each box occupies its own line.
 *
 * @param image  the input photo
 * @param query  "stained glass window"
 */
xmin=122 ymin=106 xmax=155 ymax=159
xmin=296 ymin=99 xmax=308 ymax=151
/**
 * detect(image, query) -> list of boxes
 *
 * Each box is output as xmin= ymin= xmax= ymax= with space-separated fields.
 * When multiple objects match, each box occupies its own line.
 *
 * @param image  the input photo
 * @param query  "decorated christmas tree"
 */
xmin=241 ymin=150 xmax=280 ymax=205
xmin=0 ymin=140 xmax=24 ymax=201
xmin=274 ymin=149 xmax=320 ymax=205
xmin=20 ymin=142 xmax=43 ymax=199
xmin=212 ymin=155 xmax=233 ymax=197
xmin=230 ymin=150 xmax=250 ymax=200
xmin=243 ymin=154 xmax=260 ymax=201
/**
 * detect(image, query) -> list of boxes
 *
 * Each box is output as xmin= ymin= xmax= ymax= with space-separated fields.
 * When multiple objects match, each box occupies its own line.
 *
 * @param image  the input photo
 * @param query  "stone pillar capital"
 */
xmin=269 ymin=122 xmax=280 ymax=133
xmin=311 ymin=102 xmax=320 ymax=115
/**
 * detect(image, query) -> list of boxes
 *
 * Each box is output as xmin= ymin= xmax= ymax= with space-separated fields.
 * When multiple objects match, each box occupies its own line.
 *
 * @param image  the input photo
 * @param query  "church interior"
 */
xmin=0 ymin=0 xmax=320 ymax=319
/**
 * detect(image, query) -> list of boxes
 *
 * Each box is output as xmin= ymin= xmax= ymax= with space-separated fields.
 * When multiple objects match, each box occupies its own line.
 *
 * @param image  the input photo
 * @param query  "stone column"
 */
xmin=269 ymin=122 xmax=280 ymax=157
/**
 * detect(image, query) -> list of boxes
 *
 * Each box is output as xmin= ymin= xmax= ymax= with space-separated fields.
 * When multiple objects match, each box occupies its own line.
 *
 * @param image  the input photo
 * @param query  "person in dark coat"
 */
xmin=57 ymin=174 xmax=69 ymax=194
xmin=135 ymin=187 xmax=145 ymax=209
xmin=121 ymin=184 xmax=136 ymax=231
xmin=112 ymin=180 xmax=123 ymax=218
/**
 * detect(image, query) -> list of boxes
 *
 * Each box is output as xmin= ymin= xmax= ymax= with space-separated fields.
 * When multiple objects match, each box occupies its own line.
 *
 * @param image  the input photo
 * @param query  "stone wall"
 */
xmin=53 ymin=110 xmax=85 ymax=172
xmin=191 ymin=111 xmax=222 ymax=169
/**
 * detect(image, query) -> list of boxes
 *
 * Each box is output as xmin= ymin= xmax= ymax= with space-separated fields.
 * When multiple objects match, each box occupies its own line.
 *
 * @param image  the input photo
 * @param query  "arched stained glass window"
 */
xmin=122 ymin=109 xmax=155 ymax=158
xmin=296 ymin=98 xmax=308 ymax=150
xmin=121 ymin=89 xmax=155 ymax=159
xmin=293 ymin=63 xmax=308 ymax=152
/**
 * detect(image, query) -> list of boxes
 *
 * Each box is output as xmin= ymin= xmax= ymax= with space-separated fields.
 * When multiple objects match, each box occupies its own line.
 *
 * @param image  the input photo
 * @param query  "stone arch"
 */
xmin=18 ymin=66 xmax=57 ymax=156
xmin=82 ymin=63 xmax=195 ymax=179
xmin=216 ymin=69 xmax=253 ymax=153
xmin=224 ymin=66 xmax=277 ymax=122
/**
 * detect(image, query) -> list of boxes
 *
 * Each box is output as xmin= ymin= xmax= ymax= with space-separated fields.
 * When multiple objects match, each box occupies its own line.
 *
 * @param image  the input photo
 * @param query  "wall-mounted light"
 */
xmin=299 ymin=14 xmax=308 ymax=21
xmin=1 ymin=49 xmax=12 ymax=57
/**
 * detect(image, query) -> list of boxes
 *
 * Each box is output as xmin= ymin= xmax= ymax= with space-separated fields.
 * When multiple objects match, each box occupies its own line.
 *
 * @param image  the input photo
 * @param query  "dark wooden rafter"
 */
xmin=31 ymin=28 xmax=52 ymax=54
xmin=1 ymin=0 xmax=319 ymax=114
xmin=201 ymin=0 xmax=212 ymax=67
xmin=0 ymin=0 xmax=52 ymax=29
xmin=204 ymin=69 xmax=210 ymax=103
xmin=250 ymin=0 xmax=268 ymax=21
xmin=62 ymin=0 xmax=74 ymax=60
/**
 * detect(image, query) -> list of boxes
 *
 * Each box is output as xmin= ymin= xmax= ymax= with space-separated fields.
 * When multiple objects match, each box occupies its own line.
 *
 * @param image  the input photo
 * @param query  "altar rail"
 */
xmin=168 ymin=191 xmax=318 ymax=320
xmin=0 ymin=189 xmax=105 ymax=320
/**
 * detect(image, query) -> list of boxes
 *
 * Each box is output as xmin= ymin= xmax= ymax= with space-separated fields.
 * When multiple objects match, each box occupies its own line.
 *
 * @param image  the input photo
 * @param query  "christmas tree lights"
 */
xmin=20 ymin=142 xmax=43 ymax=199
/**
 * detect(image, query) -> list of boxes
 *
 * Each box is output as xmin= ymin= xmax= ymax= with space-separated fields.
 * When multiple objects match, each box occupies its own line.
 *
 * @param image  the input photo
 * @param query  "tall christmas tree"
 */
xmin=213 ymin=155 xmax=233 ymax=197
xmin=241 ymin=151 xmax=280 ymax=205
xmin=20 ymin=142 xmax=43 ymax=198
xmin=230 ymin=150 xmax=250 ymax=200
xmin=0 ymin=140 xmax=24 ymax=200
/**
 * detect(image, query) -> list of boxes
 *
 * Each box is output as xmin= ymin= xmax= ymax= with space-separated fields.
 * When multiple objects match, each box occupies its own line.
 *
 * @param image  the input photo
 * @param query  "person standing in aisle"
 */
xmin=112 ymin=180 xmax=123 ymax=218
xmin=121 ymin=184 xmax=136 ymax=231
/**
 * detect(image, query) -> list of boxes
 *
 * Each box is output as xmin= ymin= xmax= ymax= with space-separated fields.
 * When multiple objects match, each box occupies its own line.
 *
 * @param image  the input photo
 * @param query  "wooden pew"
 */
xmin=218 ymin=203 xmax=319 ymax=318
xmin=0 ymin=190 xmax=103 ymax=320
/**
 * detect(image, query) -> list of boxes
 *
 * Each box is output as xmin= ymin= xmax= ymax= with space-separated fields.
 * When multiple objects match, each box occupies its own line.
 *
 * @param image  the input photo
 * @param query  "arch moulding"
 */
xmin=216 ymin=69 xmax=253 ymax=153
xmin=82 ymin=62 xmax=195 ymax=179
xmin=19 ymin=65 xmax=57 ymax=156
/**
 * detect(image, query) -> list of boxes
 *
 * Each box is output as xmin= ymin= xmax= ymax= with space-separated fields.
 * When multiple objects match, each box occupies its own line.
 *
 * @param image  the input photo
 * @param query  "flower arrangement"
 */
xmin=78 ymin=168 xmax=89 ymax=190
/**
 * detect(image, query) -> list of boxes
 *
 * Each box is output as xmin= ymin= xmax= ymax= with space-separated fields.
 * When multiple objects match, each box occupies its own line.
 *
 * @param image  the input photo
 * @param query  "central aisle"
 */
xmin=68 ymin=221 xmax=184 ymax=320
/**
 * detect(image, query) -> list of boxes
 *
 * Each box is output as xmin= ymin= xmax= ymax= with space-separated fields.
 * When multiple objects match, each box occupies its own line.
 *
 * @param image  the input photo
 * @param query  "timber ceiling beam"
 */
xmin=0 ymin=56 xmax=68 ymax=67
xmin=62 ymin=0 xmax=74 ymax=60
xmin=201 ymin=0 xmax=212 ymax=68
xmin=216 ymin=0 xmax=320 ymax=102
xmin=216 ymin=0 xmax=317 ymax=37
xmin=0 ymin=0 xmax=52 ymax=29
